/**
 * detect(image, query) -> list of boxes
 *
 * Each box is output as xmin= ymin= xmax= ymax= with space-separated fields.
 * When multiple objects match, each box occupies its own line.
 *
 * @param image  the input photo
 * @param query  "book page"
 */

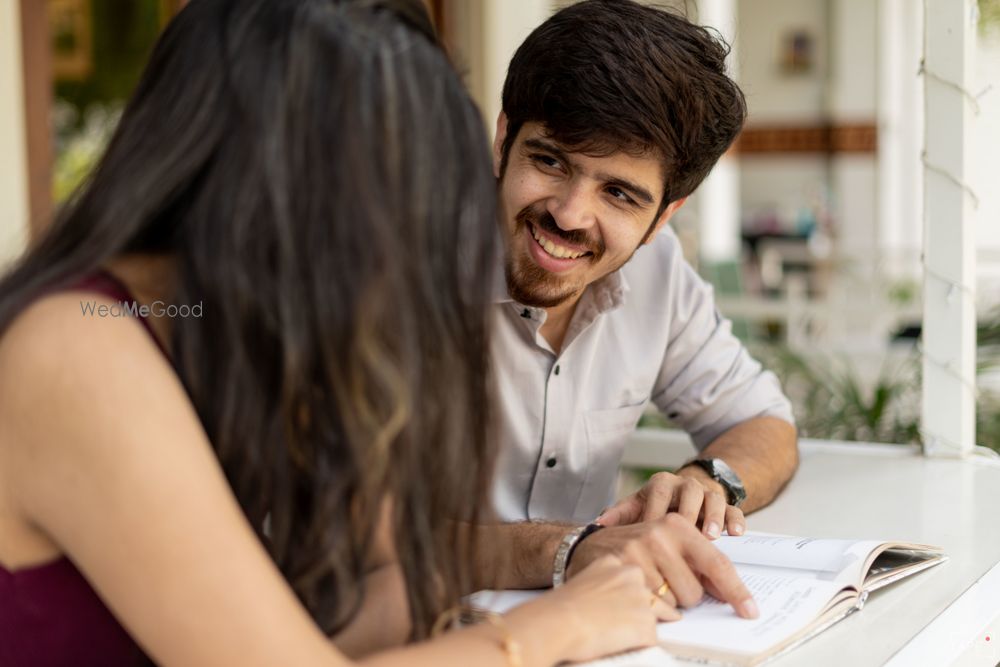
xmin=470 ymin=569 xmax=848 ymax=658
xmin=657 ymin=568 xmax=847 ymax=656
xmin=716 ymin=533 xmax=885 ymax=583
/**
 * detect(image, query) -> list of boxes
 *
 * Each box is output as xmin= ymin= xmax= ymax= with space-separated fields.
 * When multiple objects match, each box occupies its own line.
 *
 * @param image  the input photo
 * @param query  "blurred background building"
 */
xmin=0 ymin=0 xmax=998 ymax=449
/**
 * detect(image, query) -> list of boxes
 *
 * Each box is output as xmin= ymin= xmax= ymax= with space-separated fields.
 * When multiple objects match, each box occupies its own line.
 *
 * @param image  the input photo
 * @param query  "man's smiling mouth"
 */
xmin=529 ymin=223 xmax=591 ymax=260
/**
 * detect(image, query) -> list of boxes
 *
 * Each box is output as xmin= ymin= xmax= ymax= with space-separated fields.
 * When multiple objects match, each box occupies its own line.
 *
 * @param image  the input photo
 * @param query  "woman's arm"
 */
xmin=333 ymin=562 xmax=411 ymax=658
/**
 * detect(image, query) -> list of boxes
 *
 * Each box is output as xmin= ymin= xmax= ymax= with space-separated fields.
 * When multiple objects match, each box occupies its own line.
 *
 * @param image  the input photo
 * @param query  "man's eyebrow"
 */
xmin=522 ymin=138 xmax=656 ymax=206
xmin=523 ymin=137 xmax=570 ymax=161
xmin=600 ymin=176 xmax=655 ymax=206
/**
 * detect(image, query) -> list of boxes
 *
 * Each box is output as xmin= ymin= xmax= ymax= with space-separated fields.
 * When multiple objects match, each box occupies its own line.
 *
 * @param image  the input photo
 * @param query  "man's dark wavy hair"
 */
xmin=0 ymin=0 xmax=497 ymax=639
xmin=500 ymin=0 xmax=747 ymax=212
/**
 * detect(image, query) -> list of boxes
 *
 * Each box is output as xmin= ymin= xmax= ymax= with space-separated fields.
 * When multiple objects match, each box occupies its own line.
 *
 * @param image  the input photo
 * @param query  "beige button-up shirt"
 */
xmin=490 ymin=227 xmax=794 ymax=523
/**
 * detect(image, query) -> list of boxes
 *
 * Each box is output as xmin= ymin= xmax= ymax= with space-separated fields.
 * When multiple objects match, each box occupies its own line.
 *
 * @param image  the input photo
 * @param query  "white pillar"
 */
xmin=829 ymin=0 xmax=878 ymax=285
xmin=921 ymin=0 xmax=977 ymax=458
xmin=0 ymin=0 xmax=30 ymax=267
xmin=697 ymin=0 xmax=740 ymax=264
xmin=877 ymin=0 xmax=924 ymax=281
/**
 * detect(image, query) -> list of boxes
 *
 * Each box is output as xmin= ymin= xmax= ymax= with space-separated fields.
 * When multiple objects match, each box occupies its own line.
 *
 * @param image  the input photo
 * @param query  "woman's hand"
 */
xmin=567 ymin=514 xmax=758 ymax=618
xmin=505 ymin=555 xmax=677 ymax=665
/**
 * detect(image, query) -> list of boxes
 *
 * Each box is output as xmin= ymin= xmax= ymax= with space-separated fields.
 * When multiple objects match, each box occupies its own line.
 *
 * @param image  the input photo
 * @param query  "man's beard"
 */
xmin=504 ymin=205 xmax=605 ymax=308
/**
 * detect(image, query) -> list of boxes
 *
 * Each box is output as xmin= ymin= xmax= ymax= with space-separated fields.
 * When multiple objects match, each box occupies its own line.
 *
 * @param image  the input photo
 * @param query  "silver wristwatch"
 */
xmin=686 ymin=458 xmax=747 ymax=508
xmin=552 ymin=522 xmax=604 ymax=587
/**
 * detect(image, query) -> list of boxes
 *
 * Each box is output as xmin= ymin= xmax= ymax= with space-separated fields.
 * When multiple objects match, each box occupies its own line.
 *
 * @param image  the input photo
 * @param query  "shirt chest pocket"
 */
xmin=576 ymin=402 xmax=648 ymax=521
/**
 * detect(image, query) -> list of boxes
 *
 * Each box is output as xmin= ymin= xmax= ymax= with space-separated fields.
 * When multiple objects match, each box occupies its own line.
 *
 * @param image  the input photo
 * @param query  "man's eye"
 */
xmin=607 ymin=187 xmax=635 ymax=205
xmin=530 ymin=154 xmax=561 ymax=169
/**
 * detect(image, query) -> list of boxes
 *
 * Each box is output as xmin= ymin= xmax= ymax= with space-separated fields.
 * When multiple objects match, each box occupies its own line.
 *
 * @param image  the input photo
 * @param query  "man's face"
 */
xmin=495 ymin=120 xmax=682 ymax=309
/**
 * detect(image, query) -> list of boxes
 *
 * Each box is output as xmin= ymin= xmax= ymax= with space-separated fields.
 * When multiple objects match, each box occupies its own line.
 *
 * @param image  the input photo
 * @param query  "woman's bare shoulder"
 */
xmin=0 ymin=290 xmax=189 ymax=513
xmin=0 ymin=289 xmax=169 ymax=387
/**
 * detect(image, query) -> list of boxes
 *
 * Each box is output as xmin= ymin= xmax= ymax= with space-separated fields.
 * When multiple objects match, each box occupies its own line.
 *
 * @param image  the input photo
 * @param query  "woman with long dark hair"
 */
xmin=0 ymin=1 xmax=672 ymax=665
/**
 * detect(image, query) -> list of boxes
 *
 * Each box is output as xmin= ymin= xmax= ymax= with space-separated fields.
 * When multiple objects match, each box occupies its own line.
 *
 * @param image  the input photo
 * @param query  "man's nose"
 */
xmin=546 ymin=181 xmax=598 ymax=233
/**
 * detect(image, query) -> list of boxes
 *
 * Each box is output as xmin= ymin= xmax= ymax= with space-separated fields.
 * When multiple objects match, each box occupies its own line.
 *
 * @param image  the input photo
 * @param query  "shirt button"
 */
xmin=554 ymin=365 xmax=560 ymax=375
xmin=546 ymin=456 xmax=558 ymax=468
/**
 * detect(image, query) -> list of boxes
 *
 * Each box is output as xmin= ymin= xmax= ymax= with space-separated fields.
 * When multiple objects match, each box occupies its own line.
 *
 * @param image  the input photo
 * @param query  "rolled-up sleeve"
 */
xmin=650 ymin=253 xmax=794 ymax=450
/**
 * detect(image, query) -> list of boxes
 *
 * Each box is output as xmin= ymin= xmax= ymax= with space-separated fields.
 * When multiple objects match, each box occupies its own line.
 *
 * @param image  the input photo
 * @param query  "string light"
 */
xmin=917 ymin=60 xmax=984 ymax=114
xmin=915 ymin=339 xmax=980 ymax=399
xmin=920 ymin=152 xmax=980 ymax=209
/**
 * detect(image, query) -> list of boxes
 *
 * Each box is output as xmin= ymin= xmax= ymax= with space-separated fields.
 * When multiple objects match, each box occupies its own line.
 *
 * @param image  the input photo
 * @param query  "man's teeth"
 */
xmin=531 ymin=226 xmax=586 ymax=259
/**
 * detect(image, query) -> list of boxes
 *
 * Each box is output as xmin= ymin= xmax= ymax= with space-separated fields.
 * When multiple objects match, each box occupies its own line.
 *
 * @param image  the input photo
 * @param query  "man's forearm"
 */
xmin=470 ymin=418 xmax=796 ymax=591
xmin=684 ymin=416 xmax=798 ymax=513
xmin=472 ymin=520 xmax=575 ymax=590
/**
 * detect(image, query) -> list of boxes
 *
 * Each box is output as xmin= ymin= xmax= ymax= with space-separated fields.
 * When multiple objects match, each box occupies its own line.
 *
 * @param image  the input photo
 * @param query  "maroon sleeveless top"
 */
xmin=0 ymin=271 xmax=160 ymax=667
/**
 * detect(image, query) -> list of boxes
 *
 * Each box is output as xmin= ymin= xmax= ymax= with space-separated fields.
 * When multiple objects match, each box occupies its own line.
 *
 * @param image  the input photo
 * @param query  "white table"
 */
xmin=580 ymin=439 xmax=1000 ymax=666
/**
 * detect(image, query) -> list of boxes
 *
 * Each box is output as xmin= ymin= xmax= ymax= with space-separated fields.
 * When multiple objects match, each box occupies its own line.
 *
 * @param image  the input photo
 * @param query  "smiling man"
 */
xmin=473 ymin=0 xmax=798 ymax=605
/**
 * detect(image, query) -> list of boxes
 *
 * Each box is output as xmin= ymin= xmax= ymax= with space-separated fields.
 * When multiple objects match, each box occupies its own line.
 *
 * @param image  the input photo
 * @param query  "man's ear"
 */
xmin=642 ymin=197 xmax=688 ymax=245
xmin=492 ymin=112 xmax=508 ymax=179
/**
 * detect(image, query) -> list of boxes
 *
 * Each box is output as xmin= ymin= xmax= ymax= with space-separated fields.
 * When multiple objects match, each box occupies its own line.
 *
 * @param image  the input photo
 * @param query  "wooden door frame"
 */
xmin=20 ymin=0 xmax=52 ymax=237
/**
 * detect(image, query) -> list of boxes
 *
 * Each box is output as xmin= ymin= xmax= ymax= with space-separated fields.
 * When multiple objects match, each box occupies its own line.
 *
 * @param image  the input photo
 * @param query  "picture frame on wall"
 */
xmin=49 ymin=0 xmax=93 ymax=81
xmin=780 ymin=28 xmax=815 ymax=75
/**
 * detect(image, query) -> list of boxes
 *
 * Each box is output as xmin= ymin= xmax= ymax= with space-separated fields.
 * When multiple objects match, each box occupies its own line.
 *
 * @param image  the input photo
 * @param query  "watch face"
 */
xmin=713 ymin=459 xmax=741 ymax=487
xmin=705 ymin=459 xmax=746 ymax=506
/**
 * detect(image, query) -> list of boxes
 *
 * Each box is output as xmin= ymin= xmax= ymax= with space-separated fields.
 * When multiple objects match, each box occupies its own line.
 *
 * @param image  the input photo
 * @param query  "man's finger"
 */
xmin=639 ymin=474 xmax=678 ymax=522
xmin=724 ymin=505 xmax=746 ymax=536
xmin=699 ymin=491 xmax=726 ymax=539
xmin=675 ymin=480 xmax=705 ymax=525
xmin=597 ymin=496 xmax=643 ymax=526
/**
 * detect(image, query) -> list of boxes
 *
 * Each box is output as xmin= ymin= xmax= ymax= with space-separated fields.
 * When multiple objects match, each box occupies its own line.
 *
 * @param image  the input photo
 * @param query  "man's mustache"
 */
xmin=515 ymin=207 xmax=604 ymax=257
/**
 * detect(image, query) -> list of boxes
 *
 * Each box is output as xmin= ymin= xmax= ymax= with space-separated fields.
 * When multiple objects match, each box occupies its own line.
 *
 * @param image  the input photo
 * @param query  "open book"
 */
xmin=469 ymin=532 xmax=946 ymax=666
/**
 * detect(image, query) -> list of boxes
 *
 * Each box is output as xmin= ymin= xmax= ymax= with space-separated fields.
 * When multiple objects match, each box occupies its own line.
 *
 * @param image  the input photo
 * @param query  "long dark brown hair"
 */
xmin=0 ymin=0 xmax=496 ymax=639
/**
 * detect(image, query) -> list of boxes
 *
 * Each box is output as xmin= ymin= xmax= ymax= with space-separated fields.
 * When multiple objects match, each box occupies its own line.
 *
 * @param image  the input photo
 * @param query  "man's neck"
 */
xmin=539 ymin=292 xmax=583 ymax=354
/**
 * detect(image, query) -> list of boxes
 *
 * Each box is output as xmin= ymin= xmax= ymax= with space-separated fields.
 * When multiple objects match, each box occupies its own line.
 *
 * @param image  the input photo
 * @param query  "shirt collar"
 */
xmin=589 ymin=267 xmax=630 ymax=313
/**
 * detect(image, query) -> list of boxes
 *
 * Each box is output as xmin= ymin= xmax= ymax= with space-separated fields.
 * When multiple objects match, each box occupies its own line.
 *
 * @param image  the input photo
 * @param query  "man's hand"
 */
xmin=597 ymin=469 xmax=745 ymax=539
xmin=566 ymin=514 xmax=758 ymax=619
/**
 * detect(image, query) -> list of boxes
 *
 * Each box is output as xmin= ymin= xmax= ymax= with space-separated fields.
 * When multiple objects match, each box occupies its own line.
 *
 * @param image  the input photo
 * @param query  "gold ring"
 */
xmin=649 ymin=593 xmax=658 ymax=607
xmin=656 ymin=581 xmax=671 ymax=598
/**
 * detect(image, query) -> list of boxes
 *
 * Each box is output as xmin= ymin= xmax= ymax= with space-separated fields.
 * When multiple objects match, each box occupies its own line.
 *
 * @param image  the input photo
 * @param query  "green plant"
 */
xmin=632 ymin=318 xmax=1000 ymax=456
xmin=752 ymin=345 xmax=922 ymax=444
xmin=981 ymin=0 xmax=1000 ymax=34
xmin=52 ymin=101 xmax=121 ymax=202
xmin=887 ymin=279 xmax=919 ymax=307
xmin=977 ymin=393 xmax=1000 ymax=453
xmin=977 ymin=308 xmax=1000 ymax=452
xmin=746 ymin=304 xmax=1000 ymax=452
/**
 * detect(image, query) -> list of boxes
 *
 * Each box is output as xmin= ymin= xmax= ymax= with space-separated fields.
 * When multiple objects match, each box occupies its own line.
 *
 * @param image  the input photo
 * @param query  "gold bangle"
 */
xmin=432 ymin=606 xmax=523 ymax=667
